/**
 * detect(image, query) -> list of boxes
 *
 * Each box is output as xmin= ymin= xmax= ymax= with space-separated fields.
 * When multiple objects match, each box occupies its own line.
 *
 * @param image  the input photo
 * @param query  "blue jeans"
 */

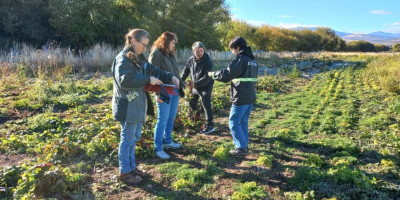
xmin=119 ymin=121 xmax=142 ymax=173
xmin=229 ymin=104 xmax=253 ymax=149
xmin=154 ymin=92 xmax=180 ymax=152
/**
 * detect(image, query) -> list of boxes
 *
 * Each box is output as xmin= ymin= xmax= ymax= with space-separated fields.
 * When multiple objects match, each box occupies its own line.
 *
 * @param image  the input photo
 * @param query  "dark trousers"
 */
xmin=189 ymin=84 xmax=214 ymax=127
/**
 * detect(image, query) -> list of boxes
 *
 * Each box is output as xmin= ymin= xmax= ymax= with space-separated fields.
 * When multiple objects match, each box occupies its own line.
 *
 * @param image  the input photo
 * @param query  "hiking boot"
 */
xmin=156 ymin=150 xmax=170 ymax=159
xmin=229 ymin=148 xmax=249 ymax=156
xmin=201 ymin=126 xmax=215 ymax=134
xmin=120 ymin=173 xmax=142 ymax=185
xmin=163 ymin=142 xmax=182 ymax=149
xmin=130 ymin=168 xmax=148 ymax=178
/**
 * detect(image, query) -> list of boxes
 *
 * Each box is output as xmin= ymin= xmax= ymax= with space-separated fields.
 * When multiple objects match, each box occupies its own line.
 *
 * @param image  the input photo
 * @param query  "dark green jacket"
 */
xmin=112 ymin=47 xmax=173 ymax=123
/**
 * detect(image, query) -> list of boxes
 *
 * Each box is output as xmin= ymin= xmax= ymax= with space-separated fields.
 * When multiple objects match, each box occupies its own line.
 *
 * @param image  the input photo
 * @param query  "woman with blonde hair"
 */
xmin=149 ymin=31 xmax=185 ymax=159
xmin=111 ymin=29 xmax=180 ymax=184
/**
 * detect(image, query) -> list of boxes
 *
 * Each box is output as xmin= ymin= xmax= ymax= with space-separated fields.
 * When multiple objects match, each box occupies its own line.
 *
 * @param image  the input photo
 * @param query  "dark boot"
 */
xmin=120 ymin=173 xmax=142 ymax=185
xmin=130 ymin=169 xmax=148 ymax=178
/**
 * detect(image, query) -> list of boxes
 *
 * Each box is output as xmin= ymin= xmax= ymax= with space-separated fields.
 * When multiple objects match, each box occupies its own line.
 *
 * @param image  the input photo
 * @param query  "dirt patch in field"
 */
xmin=0 ymin=153 xmax=31 ymax=167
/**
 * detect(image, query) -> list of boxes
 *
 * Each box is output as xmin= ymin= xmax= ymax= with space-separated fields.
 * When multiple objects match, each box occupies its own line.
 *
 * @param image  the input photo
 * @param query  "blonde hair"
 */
xmin=125 ymin=28 xmax=150 ymax=62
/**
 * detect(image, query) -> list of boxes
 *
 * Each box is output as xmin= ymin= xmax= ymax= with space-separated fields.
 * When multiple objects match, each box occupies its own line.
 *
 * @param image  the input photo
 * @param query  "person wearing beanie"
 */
xmin=208 ymin=36 xmax=258 ymax=155
xmin=181 ymin=41 xmax=215 ymax=134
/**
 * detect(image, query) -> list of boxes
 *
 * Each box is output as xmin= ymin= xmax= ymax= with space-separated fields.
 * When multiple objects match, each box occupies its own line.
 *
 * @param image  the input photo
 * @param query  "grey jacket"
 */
xmin=112 ymin=47 xmax=173 ymax=123
xmin=148 ymin=49 xmax=185 ymax=89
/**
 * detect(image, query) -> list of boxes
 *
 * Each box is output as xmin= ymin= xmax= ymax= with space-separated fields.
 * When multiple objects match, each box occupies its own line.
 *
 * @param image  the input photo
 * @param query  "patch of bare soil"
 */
xmin=89 ymin=114 xmax=303 ymax=199
xmin=0 ymin=108 xmax=36 ymax=125
xmin=0 ymin=153 xmax=31 ymax=167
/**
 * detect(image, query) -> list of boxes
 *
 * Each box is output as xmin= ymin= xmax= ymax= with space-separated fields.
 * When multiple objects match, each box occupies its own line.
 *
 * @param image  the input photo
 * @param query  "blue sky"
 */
xmin=225 ymin=0 xmax=400 ymax=34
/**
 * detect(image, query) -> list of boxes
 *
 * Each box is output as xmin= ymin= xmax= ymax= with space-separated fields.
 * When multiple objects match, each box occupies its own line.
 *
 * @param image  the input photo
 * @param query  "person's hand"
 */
xmin=156 ymin=95 xmax=163 ymax=103
xmin=150 ymin=76 xmax=163 ymax=85
xmin=172 ymin=76 xmax=180 ymax=88
xmin=186 ymin=80 xmax=194 ymax=89
xmin=208 ymin=72 xmax=214 ymax=77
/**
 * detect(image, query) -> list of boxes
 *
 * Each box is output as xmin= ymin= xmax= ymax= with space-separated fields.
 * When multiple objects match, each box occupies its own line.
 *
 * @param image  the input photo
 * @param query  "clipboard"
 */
xmin=144 ymin=84 xmax=178 ymax=95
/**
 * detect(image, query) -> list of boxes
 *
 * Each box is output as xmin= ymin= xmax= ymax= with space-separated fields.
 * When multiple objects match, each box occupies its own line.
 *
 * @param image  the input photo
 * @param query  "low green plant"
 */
xmin=13 ymin=165 xmax=86 ymax=199
xmin=28 ymin=113 xmax=66 ymax=132
xmin=213 ymin=146 xmax=229 ymax=162
xmin=284 ymin=190 xmax=316 ymax=200
xmin=256 ymin=155 xmax=274 ymax=167
xmin=231 ymin=181 xmax=267 ymax=200
xmin=291 ymin=167 xmax=322 ymax=191
xmin=0 ymin=166 xmax=23 ymax=188
xmin=289 ymin=64 xmax=301 ymax=79
xmin=331 ymin=156 xmax=358 ymax=166
xmin=157 ymin=162 xmax=212 ymax=188
xmin=173 ymin=178 xmax=190 ymax=189
xmin=327 ymin=165 xmax=375 ymax=190
xmin=305 ymin=154 xmax=325 ymax=168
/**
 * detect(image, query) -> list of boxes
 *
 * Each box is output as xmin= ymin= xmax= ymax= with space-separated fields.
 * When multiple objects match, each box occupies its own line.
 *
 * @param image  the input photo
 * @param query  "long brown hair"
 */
xmin=151 ymin=31 xmax=178 ymax=56
xmin=125 ymin=28 xmax=150 ymax=62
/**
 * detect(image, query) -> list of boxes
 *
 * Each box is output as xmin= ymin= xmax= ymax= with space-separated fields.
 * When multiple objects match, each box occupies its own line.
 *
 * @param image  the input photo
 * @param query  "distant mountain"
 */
xmin=342 ymin=32 xmax=400 ymax=45
xmin=290 ymin=27 xmax=400 ymax=45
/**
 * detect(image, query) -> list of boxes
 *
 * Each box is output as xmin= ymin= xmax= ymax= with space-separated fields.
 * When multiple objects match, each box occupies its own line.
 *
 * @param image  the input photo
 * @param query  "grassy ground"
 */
xmin=0 ymin=55 xmax=400 ymax=199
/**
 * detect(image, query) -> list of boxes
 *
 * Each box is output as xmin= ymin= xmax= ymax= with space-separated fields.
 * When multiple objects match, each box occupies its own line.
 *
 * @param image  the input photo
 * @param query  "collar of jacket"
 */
xmin=195 ymin=52 xmax=210 ymax=63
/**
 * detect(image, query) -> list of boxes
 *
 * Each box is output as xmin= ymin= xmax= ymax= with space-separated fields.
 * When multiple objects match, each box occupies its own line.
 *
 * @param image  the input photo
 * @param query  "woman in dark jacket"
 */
xmin=209 ymin=36 xmax=258 ymax=155
xmin=181 ymin=41 xmax=215 ymax=134
xmin=112 ymin=29 xmax=180 ymax=184
xmin=148 ymin=31 xmax=185 ymax=159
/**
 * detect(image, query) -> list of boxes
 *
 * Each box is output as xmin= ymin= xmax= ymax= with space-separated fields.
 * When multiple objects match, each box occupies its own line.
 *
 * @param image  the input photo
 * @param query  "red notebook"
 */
xmin=144 ymin=84 xmax=177 ymax=95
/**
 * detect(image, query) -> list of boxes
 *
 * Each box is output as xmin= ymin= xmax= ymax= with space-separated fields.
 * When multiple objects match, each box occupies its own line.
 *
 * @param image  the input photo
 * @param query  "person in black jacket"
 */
xmin=209 ymin=36 xmax=258 ymax=155
xmin=181 ymin=41 xmax=215 ymax=134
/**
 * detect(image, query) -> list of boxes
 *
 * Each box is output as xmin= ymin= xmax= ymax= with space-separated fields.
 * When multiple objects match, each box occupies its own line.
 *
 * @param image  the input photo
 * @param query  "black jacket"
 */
xmin=181 ymin=52 xmax=214 ymax=90
xmin=213 ymin=47 xmax=258 ymax=105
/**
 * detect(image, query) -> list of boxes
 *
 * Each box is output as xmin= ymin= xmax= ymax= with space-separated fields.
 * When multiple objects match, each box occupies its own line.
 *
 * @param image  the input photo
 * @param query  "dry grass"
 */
xmin=1 ymin=42 xmax=400 ymax=80
xmin=365 ymin=55 xmax=400 ymax=93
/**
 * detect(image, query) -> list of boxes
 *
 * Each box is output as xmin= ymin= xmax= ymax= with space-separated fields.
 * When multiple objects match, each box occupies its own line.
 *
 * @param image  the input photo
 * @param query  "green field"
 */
xmin=1 ymin=54 xmax=399 ymax=199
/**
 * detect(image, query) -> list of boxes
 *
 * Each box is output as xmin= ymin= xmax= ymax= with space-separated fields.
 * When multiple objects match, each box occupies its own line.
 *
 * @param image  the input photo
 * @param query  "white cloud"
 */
xmin=383 ymin=22 xmax=400 ymax=33
xmin=277 ymin=22 xmax=321 ymax=29
xmin=280 ymin=15 xmax=292 ymax=18
xmin=370 ymin=10 xmax=392 ymax=15
xmin=246 ymin=20 xmax=268 ymax=26
xmin=385 ymin=22 xmax=400 ymax=26
xmin=384 ymin=27 xmax=400 ymax=33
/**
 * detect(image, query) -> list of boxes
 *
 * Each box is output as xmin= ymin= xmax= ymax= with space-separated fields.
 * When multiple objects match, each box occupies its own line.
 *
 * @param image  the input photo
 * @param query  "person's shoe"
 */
xmin=229 ymin=148 xmax=249 ymax=156
xmin=156 ymin=150 xmax=170 ymax=159
xmin=130 ymin=168 xmax=148 ymax=178
xmin=163 ymin=142 xmax=182 ymax=149
xmin=201 ymin=126 xmax=215 ymax=134
xmin=120 ymin=173 xmax=142 ymax=185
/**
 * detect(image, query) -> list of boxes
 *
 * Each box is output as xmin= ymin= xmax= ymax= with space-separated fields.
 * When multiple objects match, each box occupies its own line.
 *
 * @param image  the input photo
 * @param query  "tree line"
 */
xmin=1 ymin=0 xmax=399 ymax=52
